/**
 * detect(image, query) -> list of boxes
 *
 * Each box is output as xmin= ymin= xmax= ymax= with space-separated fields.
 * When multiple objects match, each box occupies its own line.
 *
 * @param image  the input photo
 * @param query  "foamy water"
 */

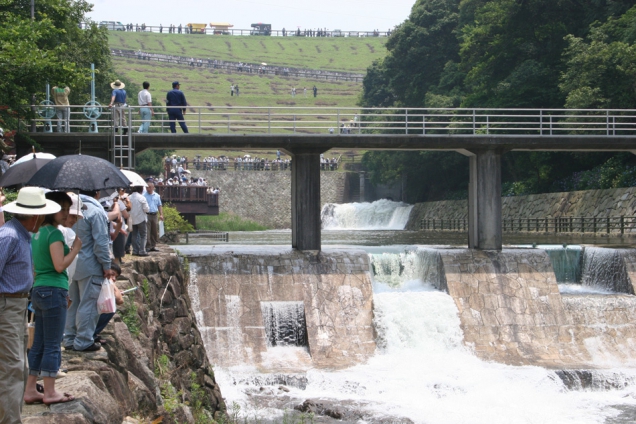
xmin=211 ymin=252 xmax=636 ymax=423
xmin=321 ymin=199 xmax=414 ymax=230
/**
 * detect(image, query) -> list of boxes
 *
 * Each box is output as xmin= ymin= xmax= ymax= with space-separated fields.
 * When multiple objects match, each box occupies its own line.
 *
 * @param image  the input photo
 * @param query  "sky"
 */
xmin=87 ymin=0 xmax=416 ymax=32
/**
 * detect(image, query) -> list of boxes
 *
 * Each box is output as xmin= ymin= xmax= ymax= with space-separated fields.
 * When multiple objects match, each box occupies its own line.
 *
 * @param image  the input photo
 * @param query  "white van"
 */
xmin=99 ymin=21 xmax=126 ymax=31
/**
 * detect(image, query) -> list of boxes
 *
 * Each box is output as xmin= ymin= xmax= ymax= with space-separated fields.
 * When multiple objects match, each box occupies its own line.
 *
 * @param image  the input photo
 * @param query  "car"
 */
xmin=332 ymin=29 xmax=344 ymax=37
xmin=99 ymin=21 xmax=125 ymax=31
xmin=348 ymin=31 xmax=359 ymax=37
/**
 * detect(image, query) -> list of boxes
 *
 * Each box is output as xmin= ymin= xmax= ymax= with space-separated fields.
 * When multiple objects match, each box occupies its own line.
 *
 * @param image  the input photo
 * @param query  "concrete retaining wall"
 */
xmin=406 ymin=187 xmax=636 ymax=230
xmin=193 ymin=171 xmax=349 ymax=228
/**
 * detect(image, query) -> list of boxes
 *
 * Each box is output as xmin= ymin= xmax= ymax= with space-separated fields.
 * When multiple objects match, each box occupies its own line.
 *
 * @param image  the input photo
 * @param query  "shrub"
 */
xmin=163 ymin=203 xmax=194 ymax=233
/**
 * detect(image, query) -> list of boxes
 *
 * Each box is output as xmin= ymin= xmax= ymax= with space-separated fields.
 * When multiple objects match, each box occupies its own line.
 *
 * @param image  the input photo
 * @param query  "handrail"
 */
xmin=83 ymin=23 xmax=392 ymax=38
xmin=420 ymin=216 xmax=636 ymax=235
xmin=28 ymin=106 xmax=636 ymax=137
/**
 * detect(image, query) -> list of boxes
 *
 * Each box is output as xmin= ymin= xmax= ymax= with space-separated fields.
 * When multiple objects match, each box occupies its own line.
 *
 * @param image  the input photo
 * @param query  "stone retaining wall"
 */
xmin=440 ymin=248 xmax=636 ymax=367
xmin=406 ymin=187 xmax=636 ymax=230
xmin=185 ymin=247 xmax=376 ymax=370
xmin=192 ymin=171 xmax=349 ymax=228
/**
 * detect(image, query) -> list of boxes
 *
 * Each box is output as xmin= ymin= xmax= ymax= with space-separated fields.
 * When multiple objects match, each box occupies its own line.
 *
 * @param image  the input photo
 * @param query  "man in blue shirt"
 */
xmin=143 ymin=182 xmax=163 ymax=252
xmin=109 ymin=79 xmax=129 ymax=135
xmin=166 ymin=81 xmax=189 ymax=133
xmin=0 ymin=188 xmax=60 ymax=421
xmin=64 ymin=190 xmax=115 ymax=353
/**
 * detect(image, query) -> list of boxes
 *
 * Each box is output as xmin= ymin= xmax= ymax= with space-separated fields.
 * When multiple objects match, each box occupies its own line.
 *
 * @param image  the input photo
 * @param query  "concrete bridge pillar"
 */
xmin=467 ymin=149 xmax=502 ymax=250
xmin=287 ymin=148 xmax=329 ymax=251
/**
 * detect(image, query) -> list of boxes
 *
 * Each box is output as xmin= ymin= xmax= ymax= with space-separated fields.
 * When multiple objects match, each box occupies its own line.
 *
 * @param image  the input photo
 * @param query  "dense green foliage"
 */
xmin=361 ymin=0 xmax=636 ymax=201
xmin=197 ymin=213 xmax=268 ymax=231
xmin=135 ymin=149 xmax=173 ymax=177
xmin=163 ymin=204 xmax=195 ymax=233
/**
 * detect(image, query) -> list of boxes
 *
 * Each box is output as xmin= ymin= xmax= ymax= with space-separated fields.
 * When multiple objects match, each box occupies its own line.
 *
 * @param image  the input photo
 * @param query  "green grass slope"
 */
xmin=109 ymin=32 xmax=386 ymax=73
xmin=114 ymin=57 xmax=361 ymax=108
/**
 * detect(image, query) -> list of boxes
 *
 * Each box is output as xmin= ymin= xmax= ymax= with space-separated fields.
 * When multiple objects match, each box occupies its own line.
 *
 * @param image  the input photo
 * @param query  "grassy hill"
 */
xmin=109 ymin=32 xmax=386 ymax=73
xmin=108 ymin=32 xmax=383 ymax=161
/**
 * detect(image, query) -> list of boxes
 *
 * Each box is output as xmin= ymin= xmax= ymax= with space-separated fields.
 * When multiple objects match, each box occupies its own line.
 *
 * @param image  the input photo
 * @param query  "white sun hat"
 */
xmin=3 ymin=187 xmax=61 ymax=215
xmin=67 ymin=192 xmax=85 ymax=218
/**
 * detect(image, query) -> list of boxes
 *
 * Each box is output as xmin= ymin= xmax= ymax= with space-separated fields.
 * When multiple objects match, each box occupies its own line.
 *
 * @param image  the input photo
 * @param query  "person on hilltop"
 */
xmin=0 ymin=187 xmax=60 ymax=421
xmin=51 ymin=84 xmax=71 ymax=133
xmin=137 ymin=81 xmax=154 ymax=133
xmin=64 ymin=189 xmax=116 ymax=353
xmin=313 ymin=85 xmax=318 ymax=98
xmin=166 ymin=81 xmax=189 ymax=133
xmin=109 ymin=79 xmax=128 ymax=135
xmin=24 ymin=191 xmax=81 ymax=406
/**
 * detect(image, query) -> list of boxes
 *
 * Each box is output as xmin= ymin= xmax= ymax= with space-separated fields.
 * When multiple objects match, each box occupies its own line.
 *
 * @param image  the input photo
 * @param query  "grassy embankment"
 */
xmin=109 ymin=33 xmax=383 ymax=161
xmin=196 ymin=212 xmax=269 ymax=231
xmin=109 ymin=32 xmax=387 ymax=73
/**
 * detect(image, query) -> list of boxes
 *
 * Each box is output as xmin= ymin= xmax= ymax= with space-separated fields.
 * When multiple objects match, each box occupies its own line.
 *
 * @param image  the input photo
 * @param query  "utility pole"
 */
xmin=31 ymin=0 xmax=34 ymax=19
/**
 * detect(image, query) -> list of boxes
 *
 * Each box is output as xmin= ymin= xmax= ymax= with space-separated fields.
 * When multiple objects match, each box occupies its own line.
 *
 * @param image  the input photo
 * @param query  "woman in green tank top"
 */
xmin=23 ymin=192 xmax=82 ymax=406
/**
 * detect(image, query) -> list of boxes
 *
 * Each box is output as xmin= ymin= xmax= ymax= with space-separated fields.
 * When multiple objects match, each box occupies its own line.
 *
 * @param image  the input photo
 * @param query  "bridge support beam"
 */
xmin=467 ymin=149 xmax=502 ymax=250
xmin=287 ymin=148 xmax=328 ymax=251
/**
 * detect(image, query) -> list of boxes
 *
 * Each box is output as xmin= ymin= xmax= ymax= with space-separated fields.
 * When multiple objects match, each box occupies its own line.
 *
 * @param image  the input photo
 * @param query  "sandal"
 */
xmin=43 ymin=392 xmax=75 ymax=406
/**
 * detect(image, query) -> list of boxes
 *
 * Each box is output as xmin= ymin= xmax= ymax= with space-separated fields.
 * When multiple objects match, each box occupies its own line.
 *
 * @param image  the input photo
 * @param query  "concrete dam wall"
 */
xmin=184 ymin=246 xmax=636 ymax=372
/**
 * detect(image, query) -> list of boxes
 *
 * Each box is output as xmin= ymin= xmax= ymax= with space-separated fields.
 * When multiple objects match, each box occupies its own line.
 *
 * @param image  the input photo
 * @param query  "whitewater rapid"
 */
xmin=211 ymin=249 xmax=636 ymax=423
xmin=321 ymin=199 xmax=414 ymax=230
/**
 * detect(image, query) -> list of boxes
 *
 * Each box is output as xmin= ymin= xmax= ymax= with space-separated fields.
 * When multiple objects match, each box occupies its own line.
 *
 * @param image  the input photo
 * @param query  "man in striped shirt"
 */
xmin=0 ymin=188 xmax=60 ymax=423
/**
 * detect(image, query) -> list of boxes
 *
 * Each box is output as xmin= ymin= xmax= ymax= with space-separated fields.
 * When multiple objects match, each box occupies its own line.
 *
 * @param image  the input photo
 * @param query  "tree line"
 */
xmin=360 ymin=0 xmax=636 ymax=202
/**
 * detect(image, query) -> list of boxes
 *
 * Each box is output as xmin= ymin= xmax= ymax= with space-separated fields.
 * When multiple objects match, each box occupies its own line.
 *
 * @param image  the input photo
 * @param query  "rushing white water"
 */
xmin=211 ymin=249 xmax=636 ymax=423
xmin=321 ymin=199 xmax=414 ymax=230
xmin=581 ymin=247 xmax=632 ymax=294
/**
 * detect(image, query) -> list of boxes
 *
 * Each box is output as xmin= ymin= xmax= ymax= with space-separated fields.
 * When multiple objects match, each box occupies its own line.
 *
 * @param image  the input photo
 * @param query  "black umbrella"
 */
xmin=0 ymin=156 xmax=53 ymax=187
xmin=27 ymin=155 xmax=131 ymax=191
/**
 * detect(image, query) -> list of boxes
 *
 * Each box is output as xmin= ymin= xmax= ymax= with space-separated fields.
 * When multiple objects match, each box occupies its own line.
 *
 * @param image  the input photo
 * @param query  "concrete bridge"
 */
xmin=22 ymin=106 xmax=636 ymax=251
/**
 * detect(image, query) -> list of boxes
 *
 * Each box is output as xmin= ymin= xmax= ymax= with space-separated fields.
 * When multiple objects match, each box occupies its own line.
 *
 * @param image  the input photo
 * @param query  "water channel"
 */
xmin=176 ymin=200 xmax=636 ymax=423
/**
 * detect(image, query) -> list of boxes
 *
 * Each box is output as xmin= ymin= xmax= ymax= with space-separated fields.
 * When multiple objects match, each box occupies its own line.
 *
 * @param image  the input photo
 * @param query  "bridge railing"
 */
xmin=29 ymin=106 xmax=636 ymax=136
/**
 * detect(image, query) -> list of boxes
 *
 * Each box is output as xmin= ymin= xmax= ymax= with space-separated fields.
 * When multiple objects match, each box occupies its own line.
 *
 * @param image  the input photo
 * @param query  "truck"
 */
xmin=250 ymin=23 xmax=271 ymax=36
xmin=186 ymin=23 xmax=207 ymax=34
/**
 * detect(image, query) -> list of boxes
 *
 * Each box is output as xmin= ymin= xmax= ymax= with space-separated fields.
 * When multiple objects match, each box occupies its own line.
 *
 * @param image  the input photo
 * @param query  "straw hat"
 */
xmin=110 ymin=79 xmax=125 ymax=89
xmin=3 ymin=187 xmax=61 ymax=215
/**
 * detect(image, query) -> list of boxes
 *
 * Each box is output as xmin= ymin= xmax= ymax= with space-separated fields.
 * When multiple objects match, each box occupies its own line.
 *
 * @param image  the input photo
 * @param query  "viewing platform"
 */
xmin=154 ymin=185 xmax=219 ymax=227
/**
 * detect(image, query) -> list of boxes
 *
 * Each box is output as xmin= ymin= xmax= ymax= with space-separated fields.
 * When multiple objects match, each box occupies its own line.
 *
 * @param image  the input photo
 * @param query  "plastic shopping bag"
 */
xmin=97 ymin=279 xmax=117 ymax=314
xmin=159 ymin=221 xmax=165 ymax=238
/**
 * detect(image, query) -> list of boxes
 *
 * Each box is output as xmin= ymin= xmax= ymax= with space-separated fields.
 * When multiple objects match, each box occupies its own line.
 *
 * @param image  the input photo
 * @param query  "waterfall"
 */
xmin=261 ymin=301 xmax=308 ymax=347
xmin=580 ymin=247 xmax=632 ymax=294
xmin=368 ymin=248 xmax=445 ymax=292
xmin=321 ymin=199 xmax=414 ymax=230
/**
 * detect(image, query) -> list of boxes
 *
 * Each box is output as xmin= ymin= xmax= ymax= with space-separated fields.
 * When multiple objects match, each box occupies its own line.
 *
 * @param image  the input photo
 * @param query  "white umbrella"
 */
xmin=261 ymin=62 xmax=267 ymax=66
xmin=12 ymin=152 xmax=56 ymax=167
xmin=183 ymin=169 xmax=192 ymax=174
xmin=121 ymin=169 xmax=147 ymax=187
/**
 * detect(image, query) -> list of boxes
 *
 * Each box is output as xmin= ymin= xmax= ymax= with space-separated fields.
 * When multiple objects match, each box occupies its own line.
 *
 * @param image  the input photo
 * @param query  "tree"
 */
xmin=0 ymin=0 xmax=112 ymax=113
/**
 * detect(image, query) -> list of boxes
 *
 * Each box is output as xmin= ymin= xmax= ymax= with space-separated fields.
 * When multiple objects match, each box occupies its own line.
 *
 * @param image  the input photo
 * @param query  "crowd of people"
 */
xmin=0 ymin=177 xmax=165 ymax=418
xmin=116 ymin=48 xmax=359 ymax=81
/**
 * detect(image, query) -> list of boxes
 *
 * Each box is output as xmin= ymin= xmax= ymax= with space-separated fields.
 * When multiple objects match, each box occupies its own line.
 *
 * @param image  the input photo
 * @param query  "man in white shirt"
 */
xmin=137 ymin=81 xmax=154 ymax=133
xmin=129 ymin=186 xmax=150 ymax=256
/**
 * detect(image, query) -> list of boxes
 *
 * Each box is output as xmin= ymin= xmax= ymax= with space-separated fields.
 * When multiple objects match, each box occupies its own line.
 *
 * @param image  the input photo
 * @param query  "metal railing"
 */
xmin=112 ymin=50 xmax=364 ymax=82
xmin=30 ymin=106 xmax=636 ymax=137
xmin=184 ymin=231 xmax=229 ymax=244
xmin=420 ymin=216 xmax=636 ymax=234
xmin=84 ymin=23 xmax=391 ymax=37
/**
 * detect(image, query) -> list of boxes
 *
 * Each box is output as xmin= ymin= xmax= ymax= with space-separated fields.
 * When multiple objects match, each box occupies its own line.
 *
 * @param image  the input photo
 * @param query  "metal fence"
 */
xmin=112 ymin=50 xmax=364 ymax=83
xmin=420 ymin=216 xmax=636 ymax=234
xmin=84 ymin=23 xmax=391 ymax=37
xmin=184 ymin=231 xmax=229 ymax=244
xmin=30 ymin=106 xmax=636 ymax=137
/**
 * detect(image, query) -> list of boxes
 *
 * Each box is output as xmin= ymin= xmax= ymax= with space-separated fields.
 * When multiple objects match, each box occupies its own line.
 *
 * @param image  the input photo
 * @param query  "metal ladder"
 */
xmin=110 ymin=107 xmax=134 ymax=170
